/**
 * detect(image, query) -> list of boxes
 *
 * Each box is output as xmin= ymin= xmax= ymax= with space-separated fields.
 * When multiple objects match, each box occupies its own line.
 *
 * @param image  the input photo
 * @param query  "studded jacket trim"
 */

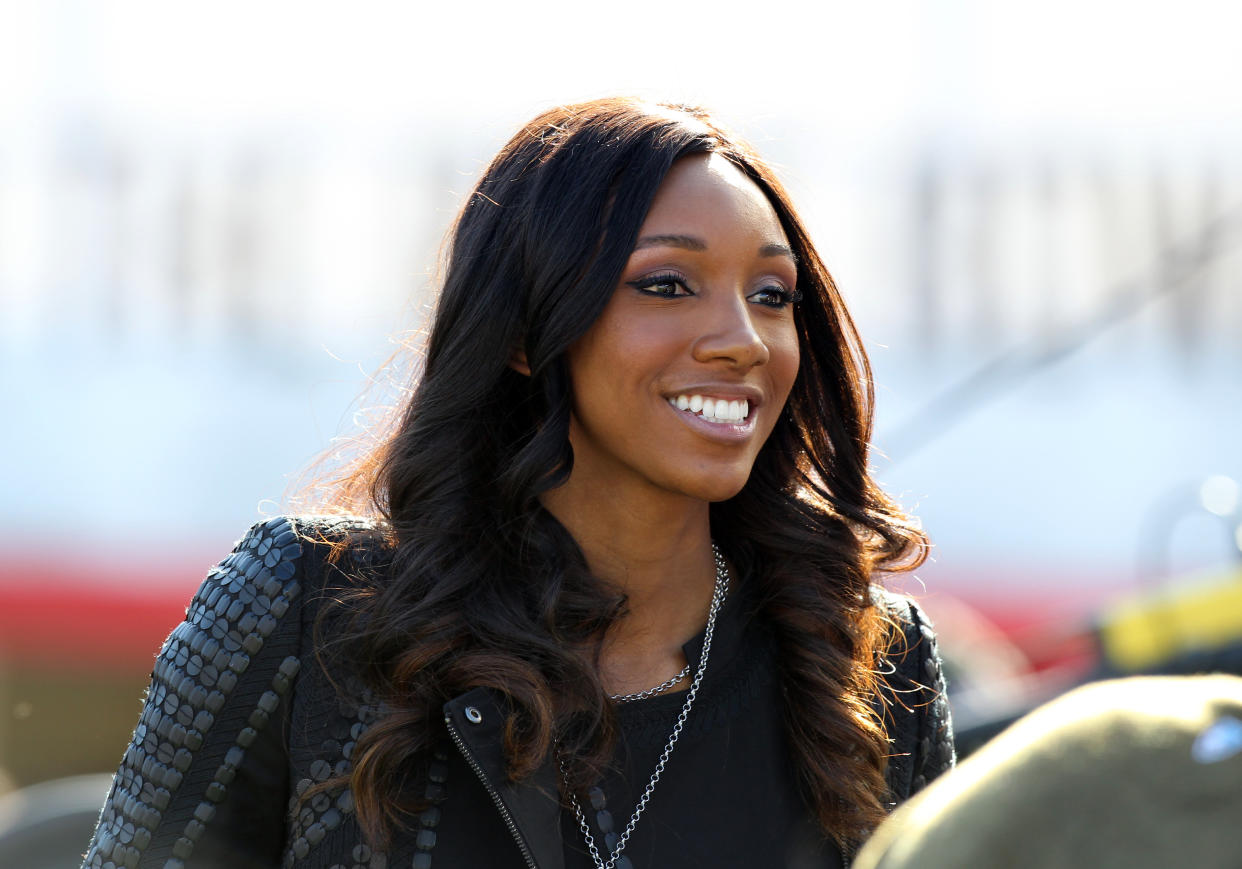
xmin=82 ymin=516 xmax=955 ymax=869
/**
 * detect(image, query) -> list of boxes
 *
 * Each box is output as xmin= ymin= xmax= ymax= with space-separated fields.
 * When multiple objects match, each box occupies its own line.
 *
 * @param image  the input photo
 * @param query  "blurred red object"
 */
xmin=0 ymin=550 xmax=210 ymax=671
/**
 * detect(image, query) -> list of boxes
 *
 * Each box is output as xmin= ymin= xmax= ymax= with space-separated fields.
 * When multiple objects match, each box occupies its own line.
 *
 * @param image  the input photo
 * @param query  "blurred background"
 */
xmin=2 ymin=0 xmax=1241 ymax=861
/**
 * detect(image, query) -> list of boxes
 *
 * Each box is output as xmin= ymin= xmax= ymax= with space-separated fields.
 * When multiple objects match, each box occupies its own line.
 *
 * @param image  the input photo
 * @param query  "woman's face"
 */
xmin=564 ymin=152 xmax=801 ymax=505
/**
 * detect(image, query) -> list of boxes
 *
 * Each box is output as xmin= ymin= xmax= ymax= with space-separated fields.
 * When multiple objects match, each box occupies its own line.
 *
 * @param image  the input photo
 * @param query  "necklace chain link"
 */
xmin=564 ymin=542 xmax=730 ymax=869
xmin=607 ymin=664 xmax=690 ymax=704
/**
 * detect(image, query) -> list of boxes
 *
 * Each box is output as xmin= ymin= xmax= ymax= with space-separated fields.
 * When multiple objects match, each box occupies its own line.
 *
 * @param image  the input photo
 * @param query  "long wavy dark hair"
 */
xmin=311 ymin=97 xmax=927 ymax=849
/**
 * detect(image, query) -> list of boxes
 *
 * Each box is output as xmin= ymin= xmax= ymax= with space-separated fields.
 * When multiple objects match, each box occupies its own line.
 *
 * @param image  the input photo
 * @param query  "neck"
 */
xmin=540 ymin=482 xmax=722 ymax=696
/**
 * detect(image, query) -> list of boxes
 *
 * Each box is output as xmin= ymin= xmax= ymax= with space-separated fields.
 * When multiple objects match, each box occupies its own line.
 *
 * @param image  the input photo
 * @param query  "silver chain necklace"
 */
xmin=564 ymin=542 xmax=730 ymax=869
xmin=607 ymin=664 xmax=690 ymax=704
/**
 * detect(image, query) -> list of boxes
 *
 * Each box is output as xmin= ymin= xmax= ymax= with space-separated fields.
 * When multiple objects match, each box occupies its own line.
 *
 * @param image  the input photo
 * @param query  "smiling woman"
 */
xmin=82 ymin=98 xmax=953 ymax=869
xmin=550 ymin=153 xmax=802 ymax=511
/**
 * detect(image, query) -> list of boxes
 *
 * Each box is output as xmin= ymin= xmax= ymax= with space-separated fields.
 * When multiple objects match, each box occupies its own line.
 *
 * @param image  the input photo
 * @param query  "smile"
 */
xmin=666 ymin=394 xmax=750 ymax=425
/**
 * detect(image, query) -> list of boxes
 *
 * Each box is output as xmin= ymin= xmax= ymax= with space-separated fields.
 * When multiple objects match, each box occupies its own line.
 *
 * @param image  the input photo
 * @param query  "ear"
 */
xmin=509 ymin=345 xmax=531 ymax=376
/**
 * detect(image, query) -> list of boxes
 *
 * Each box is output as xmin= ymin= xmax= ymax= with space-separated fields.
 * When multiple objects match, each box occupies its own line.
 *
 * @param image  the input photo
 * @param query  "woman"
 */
xmin=83 ymin=98 xmax=953 ymax=869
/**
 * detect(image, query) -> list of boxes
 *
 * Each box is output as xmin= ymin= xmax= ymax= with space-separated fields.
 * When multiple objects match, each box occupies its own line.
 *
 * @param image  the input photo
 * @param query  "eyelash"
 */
xmin=628 ymin=272 xmax=692 ymax=297
xmin=750 ymin=286 xmax=803 ymax=309
xmin=627 ymin=272 xmax=802 ymax=309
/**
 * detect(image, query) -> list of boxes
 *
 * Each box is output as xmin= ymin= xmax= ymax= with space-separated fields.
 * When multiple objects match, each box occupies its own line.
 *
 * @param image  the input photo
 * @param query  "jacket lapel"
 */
xmin=445 ymin=688 xmax=566 ymax=869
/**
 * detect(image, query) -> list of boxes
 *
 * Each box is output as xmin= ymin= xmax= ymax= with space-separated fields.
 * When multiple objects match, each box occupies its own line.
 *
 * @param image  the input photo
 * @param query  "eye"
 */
xmin=748 ymin=284 xmax=802 ymax=309
xmin=628 ymin=272 xmax=693 ymax=298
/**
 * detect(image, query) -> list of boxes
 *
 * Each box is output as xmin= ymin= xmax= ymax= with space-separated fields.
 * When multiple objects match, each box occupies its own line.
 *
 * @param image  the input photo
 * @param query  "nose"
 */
xmin=690 ymin=294 xmax=770 ymax=369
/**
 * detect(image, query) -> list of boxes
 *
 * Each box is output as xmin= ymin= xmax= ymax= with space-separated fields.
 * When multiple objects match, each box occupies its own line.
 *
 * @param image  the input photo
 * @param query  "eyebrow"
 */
xmin=759 ymin=243 xmax=798 ymax=263
xmin=634 ymin=233 xmax=707 ymax=251
xmin=634 ymin=234 xmax=799 ymax=263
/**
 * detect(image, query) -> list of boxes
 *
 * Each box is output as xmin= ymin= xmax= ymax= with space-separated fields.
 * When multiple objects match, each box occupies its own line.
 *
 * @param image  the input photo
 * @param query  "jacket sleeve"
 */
xmin=906 ymin=599 xmax=955 ymax=794
xmin=82 ymin=517 xmax=310 ymax=869
xmin=874 ymin=592 xmax=956 ymax=804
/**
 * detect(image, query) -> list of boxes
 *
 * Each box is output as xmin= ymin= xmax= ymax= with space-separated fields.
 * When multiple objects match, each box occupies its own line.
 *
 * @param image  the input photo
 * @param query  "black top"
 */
xmin=81 ymin=516 xmax=954 ymax=869
xmin=562 ymin=575 xmax=843 ymax=869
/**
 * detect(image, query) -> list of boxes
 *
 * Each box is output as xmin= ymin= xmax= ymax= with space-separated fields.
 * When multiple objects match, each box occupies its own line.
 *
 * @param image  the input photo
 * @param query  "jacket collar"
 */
xmin=444 ymin=688 xmax=565 ymax=869
xmin=440 ymin=579 xmax=752 ymax=869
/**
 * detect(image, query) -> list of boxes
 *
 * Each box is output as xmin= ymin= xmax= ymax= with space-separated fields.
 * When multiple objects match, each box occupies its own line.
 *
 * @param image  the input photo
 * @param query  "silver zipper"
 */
xmin=445 ymin=713 xmax=539 ymax=869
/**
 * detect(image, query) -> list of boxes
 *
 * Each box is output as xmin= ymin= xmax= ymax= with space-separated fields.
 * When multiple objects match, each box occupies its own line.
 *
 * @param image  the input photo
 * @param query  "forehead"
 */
xmin=640 ymin=153 xmax=787 ymax=241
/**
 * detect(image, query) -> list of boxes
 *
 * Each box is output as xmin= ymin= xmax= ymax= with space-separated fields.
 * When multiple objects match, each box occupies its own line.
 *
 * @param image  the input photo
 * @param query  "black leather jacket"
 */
xmin=82 ymin=516 xmax=954 ymax=869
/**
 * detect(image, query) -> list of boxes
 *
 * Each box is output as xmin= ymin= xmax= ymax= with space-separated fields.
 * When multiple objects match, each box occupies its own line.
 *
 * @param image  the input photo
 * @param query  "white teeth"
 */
xmin=668 ymin=394 xmax=751 ymax=424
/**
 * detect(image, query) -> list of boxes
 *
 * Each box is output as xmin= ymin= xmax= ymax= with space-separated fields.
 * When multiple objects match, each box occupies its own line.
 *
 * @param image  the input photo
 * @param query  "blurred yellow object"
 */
xmin=1098 ymin=567 xmax=1242 ymax=671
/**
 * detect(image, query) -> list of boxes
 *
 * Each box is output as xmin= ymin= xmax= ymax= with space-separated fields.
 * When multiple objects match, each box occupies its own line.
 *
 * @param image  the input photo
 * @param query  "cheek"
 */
xmin=768 ymin=328 xmax=801 ymax=402
xmin=576 ymin=317 xmax=680 ymax=386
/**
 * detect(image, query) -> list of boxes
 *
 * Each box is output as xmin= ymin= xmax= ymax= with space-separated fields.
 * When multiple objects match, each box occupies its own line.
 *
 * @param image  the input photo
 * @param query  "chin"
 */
xmin=666 ymin=469 xmax=753 ymax=504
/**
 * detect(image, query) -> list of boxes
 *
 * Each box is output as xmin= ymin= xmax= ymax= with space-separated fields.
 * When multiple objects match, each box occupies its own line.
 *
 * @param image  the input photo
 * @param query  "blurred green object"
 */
xmin=855 ymin=674 xmax=1242 ymax=869
xmin=1 ymin=665 xmax=149 ymax=789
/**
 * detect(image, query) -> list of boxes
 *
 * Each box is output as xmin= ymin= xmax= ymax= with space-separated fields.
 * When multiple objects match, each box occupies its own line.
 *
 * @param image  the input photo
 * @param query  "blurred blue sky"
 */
xmin=2 ymin=0 xmax=1240 ymax=596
